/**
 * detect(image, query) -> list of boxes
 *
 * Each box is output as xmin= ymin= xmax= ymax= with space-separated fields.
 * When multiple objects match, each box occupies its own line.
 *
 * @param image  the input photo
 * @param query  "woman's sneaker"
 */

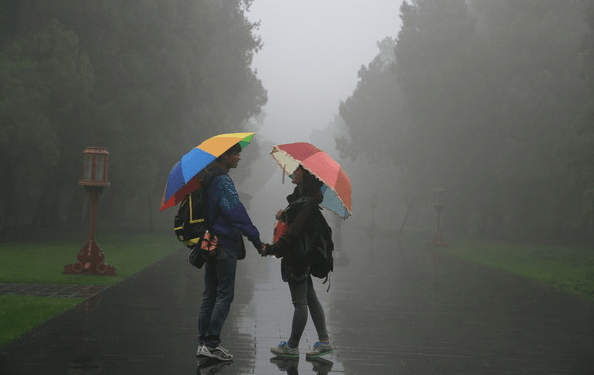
xmin=270 ymin=341 xmax=299 ymax=358
xmin=199 ymin=345 xmax=233 ymax=361
xmin=306 ymin=341 xmax=333 ymax=358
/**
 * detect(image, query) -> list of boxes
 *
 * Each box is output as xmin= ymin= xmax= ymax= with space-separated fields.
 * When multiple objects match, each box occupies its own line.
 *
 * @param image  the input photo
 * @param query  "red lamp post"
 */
xmin=429 ymin=188 xmax=448 ymax=247
xmin=63 ymin=147 xmax=116 ymax=276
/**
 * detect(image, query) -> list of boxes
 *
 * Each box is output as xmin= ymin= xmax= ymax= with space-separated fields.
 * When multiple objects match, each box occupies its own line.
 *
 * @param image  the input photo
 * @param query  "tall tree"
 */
xmin=337 ymin=37 xmax=410 ymax=165
xmin=0 ymin=19 xmax=93 ymax=231
xmin=0 ymin=0 xmax=267 ymax=233
xmin=572 ymin=0 xmax=594 ymax=239
xmin=469 ymin=0 xmax=588 ymax=238
xmin=395 ymin=0 xmax=493 ymax=236
xmin=338 ymin=0 xmax=589 ymax=240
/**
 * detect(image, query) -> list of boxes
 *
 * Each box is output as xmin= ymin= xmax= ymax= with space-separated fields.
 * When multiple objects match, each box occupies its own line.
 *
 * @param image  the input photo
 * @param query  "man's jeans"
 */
xmin=198 ymin=246 xmax=237 ymax=347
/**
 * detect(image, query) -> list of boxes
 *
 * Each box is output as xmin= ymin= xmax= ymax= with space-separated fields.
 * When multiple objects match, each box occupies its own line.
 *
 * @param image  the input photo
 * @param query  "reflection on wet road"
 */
xmin=1 ymin=225 xmax=593 ymax=374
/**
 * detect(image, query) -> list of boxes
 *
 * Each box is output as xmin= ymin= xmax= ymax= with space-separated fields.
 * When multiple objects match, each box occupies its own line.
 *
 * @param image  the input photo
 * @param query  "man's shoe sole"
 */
xmin=201 ymin=348 xmax=233 ymax=362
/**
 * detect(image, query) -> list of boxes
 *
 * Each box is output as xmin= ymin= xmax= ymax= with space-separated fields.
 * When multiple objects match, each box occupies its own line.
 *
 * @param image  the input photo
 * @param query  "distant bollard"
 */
xmin=428 ymin=188 xmax=447 ymax=247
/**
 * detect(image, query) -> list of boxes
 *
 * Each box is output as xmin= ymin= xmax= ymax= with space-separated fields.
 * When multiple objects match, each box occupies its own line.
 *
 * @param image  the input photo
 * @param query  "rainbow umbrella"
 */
xmin=270 ymin=142 xmax=352 ymax=219
xmin=160 ymin=132 xmax=255 ymax=212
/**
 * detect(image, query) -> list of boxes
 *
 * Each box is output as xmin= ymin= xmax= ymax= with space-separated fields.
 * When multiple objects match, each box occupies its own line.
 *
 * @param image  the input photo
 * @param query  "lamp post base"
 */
xmin=428 ymin=233 xmax=448 ymax=247
xmin=63 ymin=239 xmax=117 ymax=276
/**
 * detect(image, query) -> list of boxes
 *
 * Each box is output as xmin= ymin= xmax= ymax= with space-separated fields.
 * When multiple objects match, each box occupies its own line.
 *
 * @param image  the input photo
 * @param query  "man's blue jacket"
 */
xmin=205 ymin=167 xmax=262 ymax=258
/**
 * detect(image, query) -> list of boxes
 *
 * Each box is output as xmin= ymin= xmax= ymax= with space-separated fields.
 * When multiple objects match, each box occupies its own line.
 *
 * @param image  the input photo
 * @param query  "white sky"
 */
xmin=247 ymin=0 xmax=403 ymax=144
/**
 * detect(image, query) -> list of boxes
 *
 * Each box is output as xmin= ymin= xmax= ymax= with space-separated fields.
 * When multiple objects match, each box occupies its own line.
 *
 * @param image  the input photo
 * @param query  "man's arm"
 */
xmin=214 ymin=175 xmax=262 ymax=250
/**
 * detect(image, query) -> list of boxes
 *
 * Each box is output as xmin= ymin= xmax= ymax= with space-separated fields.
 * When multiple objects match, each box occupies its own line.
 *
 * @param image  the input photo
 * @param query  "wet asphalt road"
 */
xmin=1 ymin=227 xmax=593 ymax=375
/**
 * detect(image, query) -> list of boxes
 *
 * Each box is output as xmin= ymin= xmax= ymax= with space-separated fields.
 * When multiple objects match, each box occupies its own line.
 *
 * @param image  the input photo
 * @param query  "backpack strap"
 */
xmin=201 ymin=169 xmax=226 ymax=230
xmin=323 ymin=273 xmax=331 ymax=292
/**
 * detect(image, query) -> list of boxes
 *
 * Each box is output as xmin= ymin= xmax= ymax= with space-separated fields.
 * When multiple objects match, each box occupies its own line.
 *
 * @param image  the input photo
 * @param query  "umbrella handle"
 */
xmin=282 ymin=164 xmax=286 ymax=184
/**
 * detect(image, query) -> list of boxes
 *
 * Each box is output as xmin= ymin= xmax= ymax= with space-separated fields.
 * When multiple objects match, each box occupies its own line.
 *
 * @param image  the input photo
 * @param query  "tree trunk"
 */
xmin=1 ymin=162 xmax=15 ymax=235
xmin=31 ymin=183 xmax=51 ymax=232
xmin=45 ymin=179 xmax=63 ymax=227
xmin=1 ymin=199 xmax=13 ymax=235
xmin=148 ymin=190 xmax=154 ymax=233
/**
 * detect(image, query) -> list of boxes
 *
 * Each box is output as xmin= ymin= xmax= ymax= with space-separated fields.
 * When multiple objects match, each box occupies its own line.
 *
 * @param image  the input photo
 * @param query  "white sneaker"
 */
xmin=306 ymin=341 xmax=333 ymax=358
xmin=196 ymin=345 xmax=210 ymax=357
xmin=270 ymin=341 xmax=299 ymax=358
xmin=203 ymin=345 xmax=233 ymax=361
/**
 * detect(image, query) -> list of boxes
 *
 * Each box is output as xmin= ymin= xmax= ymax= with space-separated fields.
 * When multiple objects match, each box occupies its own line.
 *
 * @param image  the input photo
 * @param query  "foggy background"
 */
xmin=1 ymin=0 xmax=594 ymax=247
xmin=243 ymin=0 xmax=402 ymax=241
xmin=246 ymin=0 xmax=402 ymax=143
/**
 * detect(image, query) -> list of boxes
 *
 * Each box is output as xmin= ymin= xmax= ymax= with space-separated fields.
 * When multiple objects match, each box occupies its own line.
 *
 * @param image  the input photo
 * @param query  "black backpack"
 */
xmin=174 ymin=171 xmax=223 ymax=251
xmin=308 ymin=207 xmax=334 ymax=283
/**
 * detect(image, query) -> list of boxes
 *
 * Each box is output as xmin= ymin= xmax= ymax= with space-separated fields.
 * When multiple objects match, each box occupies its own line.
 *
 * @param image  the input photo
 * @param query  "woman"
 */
xmin=261 ymin=165 xmax=333 ymax=358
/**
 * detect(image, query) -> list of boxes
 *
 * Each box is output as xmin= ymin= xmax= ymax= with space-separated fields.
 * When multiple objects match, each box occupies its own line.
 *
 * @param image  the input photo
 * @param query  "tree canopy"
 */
xmin=338 ymin=0 xmax=593 ymax=241
xmin=0 ymin=0 xmax=267 ymax=233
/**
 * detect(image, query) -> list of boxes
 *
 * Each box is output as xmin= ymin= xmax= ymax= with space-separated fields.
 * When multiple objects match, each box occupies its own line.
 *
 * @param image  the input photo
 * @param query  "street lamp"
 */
xmin=63 ymin=147 xmax=116 ymax=276
xmin=428 ymin=188 xmax=447 ymax=246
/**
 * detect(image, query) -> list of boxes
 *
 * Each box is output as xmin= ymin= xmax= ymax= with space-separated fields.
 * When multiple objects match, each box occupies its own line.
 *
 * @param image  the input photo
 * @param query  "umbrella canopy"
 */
xmin=160 ymin=132 xmax=255 ymax=212
xmin=270 ymin=142 xmax=352 ymax=219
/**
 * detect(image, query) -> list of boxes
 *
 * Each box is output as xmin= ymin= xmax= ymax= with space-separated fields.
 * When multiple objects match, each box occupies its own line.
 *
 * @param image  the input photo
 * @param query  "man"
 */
xmin=196 ymin=143 xmax=263 ymax=361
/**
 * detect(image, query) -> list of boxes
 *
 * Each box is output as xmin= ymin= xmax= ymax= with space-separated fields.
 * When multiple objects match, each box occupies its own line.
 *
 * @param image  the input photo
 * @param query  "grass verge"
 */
xmin=431 ymin=239 xmax=594 ymax=300
xmin=0 ymin=232 xmax=178 ymax=284
xmin=0 ymin=231 xmax=179 ymax=345
xmin=0 ymin=295 xmax=84 ymax=345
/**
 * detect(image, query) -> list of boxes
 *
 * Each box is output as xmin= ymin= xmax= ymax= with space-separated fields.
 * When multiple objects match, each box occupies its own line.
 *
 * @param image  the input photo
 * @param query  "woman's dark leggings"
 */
xmin=287 ymin=275 xmax=329 ymax=348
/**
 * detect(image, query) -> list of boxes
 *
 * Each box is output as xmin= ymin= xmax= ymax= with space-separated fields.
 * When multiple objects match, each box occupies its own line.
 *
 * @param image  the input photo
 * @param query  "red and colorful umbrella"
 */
xmin=160 ymin=132 xmax=255 ymax=212
xmin=270 ymin=142 xmax=352 ymax=219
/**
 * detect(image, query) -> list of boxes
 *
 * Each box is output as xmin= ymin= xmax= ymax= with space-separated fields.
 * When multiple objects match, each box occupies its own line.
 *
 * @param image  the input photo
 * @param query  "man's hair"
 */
xmin=216 ymin=143 xmax=242 ymax=161
xmin=227 ymin=143 xmax=242 ymax=154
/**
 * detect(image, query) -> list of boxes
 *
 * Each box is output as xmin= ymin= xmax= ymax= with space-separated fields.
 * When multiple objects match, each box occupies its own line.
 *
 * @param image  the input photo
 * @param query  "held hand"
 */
xmin=259 ymin=243 xmax=270 ymax=257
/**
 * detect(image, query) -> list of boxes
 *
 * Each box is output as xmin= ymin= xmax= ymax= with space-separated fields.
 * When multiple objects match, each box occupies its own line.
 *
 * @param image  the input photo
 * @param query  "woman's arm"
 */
xmin=269 ymin=200 xmax=317 ymax=257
